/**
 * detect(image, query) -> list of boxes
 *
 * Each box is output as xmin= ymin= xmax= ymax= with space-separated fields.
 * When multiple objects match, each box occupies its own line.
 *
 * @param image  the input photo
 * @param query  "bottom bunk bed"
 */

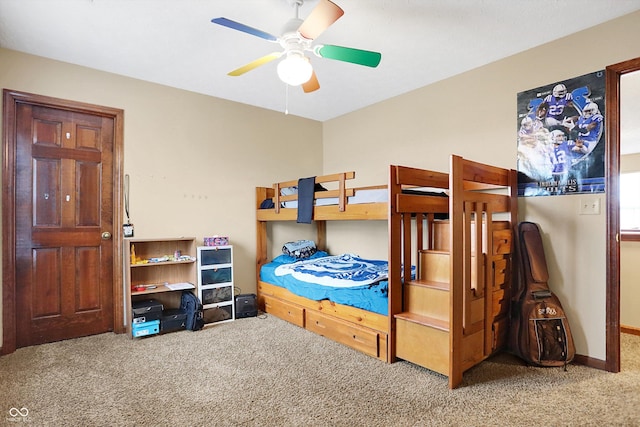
xmin=255 ymin=155 xmax=518 ymax=388
xmin=259 ymin=251 xmax=394 ymax=361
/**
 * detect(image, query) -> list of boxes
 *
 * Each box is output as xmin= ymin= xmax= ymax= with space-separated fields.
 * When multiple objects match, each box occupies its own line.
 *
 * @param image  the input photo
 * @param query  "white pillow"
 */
xmin=280 ymin=186 xmax=298 ymax=196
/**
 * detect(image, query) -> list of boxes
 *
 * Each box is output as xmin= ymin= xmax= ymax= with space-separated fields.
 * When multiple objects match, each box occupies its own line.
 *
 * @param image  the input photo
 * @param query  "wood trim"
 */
xmin=605 ymin=56 xmax=640 ymax=373
xmin=1 ymin=90 xmax=125 ymax=355
xmin=606 ymin=58 xmax=640 ymax=372
xmin=620 ymin=231 xmax=640 ymax=242
xmin=2 ymin=91 xmax=18 ymax=355
xmin=572 ymin=353 xmax=607 ymax=371
xmin=605 ymin=64 xmax=621 ymax=374
xmin=621 ymin=325 xmax=640 ymax=336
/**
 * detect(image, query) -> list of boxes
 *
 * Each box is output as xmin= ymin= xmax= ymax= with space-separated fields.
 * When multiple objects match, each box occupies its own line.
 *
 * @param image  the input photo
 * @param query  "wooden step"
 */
xmin=395 ymin=314 xmax=449 ymax=376
xmin=403 ymin=280 xmax=450 ymax=321
xmin=430 ymin=220 xmax=512 ymax=253
xmin=395 ymin=313 xmax=487 ymax=377
xmin=419 ymin=250 xmax=481 ymax=292
xmin=407 ymin=278 xmax=449 ymax=291
xmin=394 ymin=311 xmax=449 ymax=332
xmin=419 ymin=250 xmax=450 ymax=283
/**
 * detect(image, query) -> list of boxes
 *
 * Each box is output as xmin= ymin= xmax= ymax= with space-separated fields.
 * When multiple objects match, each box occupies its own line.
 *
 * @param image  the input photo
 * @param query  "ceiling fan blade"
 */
xmin=298 ymin=0 xmax=344 ymax=40
xmin=211 ymin=17 xmax=278 ymax=42
xmin=302 ymin=70 xmax=320 ymax=93
xmin=315 ymin=45 xmax=381 ymax=67
xmin=228 ymin=52 xmax=282 ymax=76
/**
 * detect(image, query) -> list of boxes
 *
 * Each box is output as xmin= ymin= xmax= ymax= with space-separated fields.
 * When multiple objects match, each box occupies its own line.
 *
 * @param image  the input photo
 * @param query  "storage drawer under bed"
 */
xmin=262 ymin=294 xmax=305 ymax=328
xmin=305 ymin=310 xmax=382 ymax=359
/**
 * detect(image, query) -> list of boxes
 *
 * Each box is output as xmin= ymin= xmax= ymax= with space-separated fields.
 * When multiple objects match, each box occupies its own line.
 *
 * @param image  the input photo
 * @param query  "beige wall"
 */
xmin=620 ymin=153 xmax=640 ymax=329
xmin=620 ymin=241 xmax=640 ymax=328
xmin=2 ymin=10 xmax=640 ymax=361
xmin=0 ymin=48 xmax=323 ymax=338
xmin=322 ymin=11 xmax=640 ymax=360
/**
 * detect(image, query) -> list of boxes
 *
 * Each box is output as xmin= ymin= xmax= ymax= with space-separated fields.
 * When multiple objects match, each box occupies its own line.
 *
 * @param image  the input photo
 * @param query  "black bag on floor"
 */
xmin=180 ymin=291 xmax=204 ymax=331
xmin=510 ymin=222 xmax=575 ymax=368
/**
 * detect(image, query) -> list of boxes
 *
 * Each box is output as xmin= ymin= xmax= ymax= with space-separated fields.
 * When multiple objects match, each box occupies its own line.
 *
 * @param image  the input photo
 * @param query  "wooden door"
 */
xmin=6 ymin=93 xmax=122 ymax=348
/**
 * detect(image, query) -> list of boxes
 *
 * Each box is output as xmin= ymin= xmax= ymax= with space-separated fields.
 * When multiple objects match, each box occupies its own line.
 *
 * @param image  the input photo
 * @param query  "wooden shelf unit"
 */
xmin=124 ymin=237 xmax=197 ymax=335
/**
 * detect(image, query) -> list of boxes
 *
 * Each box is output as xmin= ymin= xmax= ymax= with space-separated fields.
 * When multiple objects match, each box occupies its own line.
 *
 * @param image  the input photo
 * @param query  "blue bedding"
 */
xmin=260 ymin=251 xmax=411 ymax=316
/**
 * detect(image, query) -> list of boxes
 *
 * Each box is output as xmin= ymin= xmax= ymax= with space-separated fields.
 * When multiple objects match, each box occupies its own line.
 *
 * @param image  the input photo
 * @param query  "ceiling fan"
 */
xmin=211 ymin=0 xmax=382 ymax=93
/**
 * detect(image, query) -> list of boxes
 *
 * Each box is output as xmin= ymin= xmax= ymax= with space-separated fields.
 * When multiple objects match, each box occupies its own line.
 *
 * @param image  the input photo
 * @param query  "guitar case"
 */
xmin=510 ymin=221 xmax=575 ymax=368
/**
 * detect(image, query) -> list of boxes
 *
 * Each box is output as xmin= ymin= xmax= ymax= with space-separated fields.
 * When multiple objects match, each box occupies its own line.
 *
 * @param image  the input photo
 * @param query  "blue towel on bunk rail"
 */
xmin=297 ymin=176 xmax=315 ymax=224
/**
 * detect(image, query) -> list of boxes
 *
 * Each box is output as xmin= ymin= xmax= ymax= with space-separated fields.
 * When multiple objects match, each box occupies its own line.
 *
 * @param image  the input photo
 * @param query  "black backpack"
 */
xmin=180 ymin=291 xmax=204 ymax=331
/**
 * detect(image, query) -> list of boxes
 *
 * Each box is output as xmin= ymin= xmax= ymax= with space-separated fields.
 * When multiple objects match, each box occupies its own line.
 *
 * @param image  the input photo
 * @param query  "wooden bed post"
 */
xmin=316 ymin=220 xmax=327 ymax=252
xmin=449 ymin=155 xmax=465 ymax=389
xmin=256 ymin=187 xmax=269 ymax=296
xmin=387 ymin=165 xmax=403 ymax=362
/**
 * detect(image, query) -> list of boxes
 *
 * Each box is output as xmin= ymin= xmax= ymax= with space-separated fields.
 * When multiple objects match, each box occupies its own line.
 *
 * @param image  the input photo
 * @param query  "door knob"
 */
xmin=102 ymin=231 xmax=112 ymax=240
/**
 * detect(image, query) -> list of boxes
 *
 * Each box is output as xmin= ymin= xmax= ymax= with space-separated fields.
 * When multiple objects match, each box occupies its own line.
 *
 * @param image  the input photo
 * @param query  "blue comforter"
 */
xmin=260 ymin=252 xmax=411 ymax=316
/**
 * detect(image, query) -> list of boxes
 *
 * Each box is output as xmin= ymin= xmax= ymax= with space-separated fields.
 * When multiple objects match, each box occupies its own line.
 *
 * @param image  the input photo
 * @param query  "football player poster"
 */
xmin=516 ymin=70 xmax=605 ymax=196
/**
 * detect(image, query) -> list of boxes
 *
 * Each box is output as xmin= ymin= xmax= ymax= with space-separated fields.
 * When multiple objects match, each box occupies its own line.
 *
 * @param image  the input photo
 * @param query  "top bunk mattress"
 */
xmin=280 ymin=187 xmax=447 ymax=208
xmin=283 ymin=188 xmax=388 ymax=208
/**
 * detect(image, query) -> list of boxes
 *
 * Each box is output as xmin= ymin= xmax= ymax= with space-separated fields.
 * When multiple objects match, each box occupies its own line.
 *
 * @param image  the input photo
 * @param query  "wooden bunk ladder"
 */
xmin=391 ymin=165 xmax=454 ymax=380
xmin=393 ymin=156 xmax=517 ymax=389
xmin=449 ymin=155 xmax=517 ymax=388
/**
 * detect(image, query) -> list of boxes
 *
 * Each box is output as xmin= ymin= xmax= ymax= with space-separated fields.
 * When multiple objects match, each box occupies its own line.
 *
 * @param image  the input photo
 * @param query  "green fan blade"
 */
xmin=316 ymin=45 xmax=381 ymax=68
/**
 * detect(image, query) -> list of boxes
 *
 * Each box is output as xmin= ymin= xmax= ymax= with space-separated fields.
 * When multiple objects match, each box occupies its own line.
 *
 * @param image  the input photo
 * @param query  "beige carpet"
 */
xmin=1 ymin=314 xmax=639 ymax=426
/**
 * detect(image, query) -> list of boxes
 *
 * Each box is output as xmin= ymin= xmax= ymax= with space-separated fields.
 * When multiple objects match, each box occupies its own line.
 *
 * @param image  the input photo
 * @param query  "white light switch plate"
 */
xmin=579 ymin=197 xmax=601 ymax=215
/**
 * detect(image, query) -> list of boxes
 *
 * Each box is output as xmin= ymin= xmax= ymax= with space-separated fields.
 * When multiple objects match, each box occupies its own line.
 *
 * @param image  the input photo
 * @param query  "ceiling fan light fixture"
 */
xmin=277 ymin=52 xmax=313 ymax=86
xmin=212 ymin=0 xmax=379 ymax=93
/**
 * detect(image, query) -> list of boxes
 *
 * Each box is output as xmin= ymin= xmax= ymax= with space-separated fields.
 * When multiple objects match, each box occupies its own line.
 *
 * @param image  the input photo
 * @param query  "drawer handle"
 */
xmin=352 ymin=334 xmax=366 ymax=344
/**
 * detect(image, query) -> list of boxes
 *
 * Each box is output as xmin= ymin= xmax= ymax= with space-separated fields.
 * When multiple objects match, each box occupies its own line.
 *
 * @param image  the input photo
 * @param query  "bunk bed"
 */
xmin=255 ymin=155 xmax=518 ymax=389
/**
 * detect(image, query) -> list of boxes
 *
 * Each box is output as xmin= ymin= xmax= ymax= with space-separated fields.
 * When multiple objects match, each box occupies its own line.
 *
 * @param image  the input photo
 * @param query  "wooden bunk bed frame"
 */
xmin=255 ymin=155 xmax=518 ymax=389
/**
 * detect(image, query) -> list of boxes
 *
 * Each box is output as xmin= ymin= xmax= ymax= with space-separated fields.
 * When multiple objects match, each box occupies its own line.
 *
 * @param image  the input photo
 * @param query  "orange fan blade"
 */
xmin=298 ymin=0 xmax=344 ymax=40
xmin=227 ymin=52 xmax=281 ymax=76
xmin=302 ymin=70 xmax=320 ymax=93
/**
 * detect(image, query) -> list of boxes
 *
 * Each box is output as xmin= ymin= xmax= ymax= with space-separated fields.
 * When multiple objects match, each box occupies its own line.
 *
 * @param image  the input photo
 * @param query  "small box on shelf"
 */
xmin=204 ymin=236 xmax=229 ymax=246
xmin=132 ymin=320 xmax=160 ymax=338
xmin=160 ymin=309 xmax=187 ymax=332
xmin=132 ymin=299 xmax=163 ymax=323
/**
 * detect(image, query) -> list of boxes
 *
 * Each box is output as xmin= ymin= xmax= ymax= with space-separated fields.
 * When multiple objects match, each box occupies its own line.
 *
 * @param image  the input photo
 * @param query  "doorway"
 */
xmin=2 ymin=90 xmax=125 ymax=354
xmin=619 ymin=70 xmax=640 ymax=338
xmin=605 ymin=56 xmax=640 ymax=372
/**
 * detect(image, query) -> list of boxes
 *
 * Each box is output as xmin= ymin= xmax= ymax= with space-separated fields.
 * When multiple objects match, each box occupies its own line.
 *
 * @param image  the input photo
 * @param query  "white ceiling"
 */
xmin=1 ymin=0 xmax=640 ymax=123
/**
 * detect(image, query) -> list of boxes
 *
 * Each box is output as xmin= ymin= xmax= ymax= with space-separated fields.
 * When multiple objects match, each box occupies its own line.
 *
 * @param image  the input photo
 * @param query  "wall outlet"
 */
xmin=579 ymin=197 xmax=601 ymax=215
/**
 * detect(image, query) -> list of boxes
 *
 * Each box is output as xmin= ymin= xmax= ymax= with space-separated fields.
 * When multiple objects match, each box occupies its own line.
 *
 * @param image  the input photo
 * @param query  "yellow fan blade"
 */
xmin=228 ymin=52 xmax=281 ymax=76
